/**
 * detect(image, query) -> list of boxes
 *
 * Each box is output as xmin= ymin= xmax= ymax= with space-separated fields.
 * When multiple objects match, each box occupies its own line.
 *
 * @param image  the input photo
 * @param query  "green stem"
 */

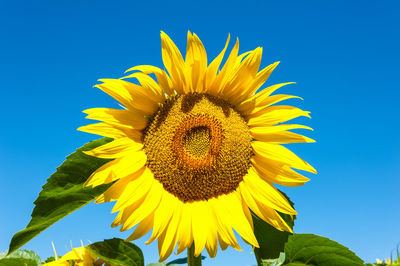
xmin=254 ymin=248 xmax=263 ymax=266
xmin=187 ymin=244 xmax=202 ymax=266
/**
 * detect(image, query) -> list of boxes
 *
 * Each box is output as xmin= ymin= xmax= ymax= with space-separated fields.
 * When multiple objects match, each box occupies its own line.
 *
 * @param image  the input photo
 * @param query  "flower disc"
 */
xmin=143 ymin=93 xmax=252 ymax=202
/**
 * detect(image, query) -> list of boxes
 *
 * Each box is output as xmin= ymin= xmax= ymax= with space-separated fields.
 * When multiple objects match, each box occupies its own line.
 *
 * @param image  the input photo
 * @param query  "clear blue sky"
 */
xmin=1 ymin=0 xmax=399 ymax=265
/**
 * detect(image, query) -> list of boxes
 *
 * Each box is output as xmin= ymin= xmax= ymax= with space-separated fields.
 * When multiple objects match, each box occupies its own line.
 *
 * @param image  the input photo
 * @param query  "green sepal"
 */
xmin=0 ymin=250 xmax=41 ymax=266
xmin=283 ymin=234 xmax=364 ymax=265
xmin=253 ymin=191 xmax=295 ymax=265
xmin=8 ymin=138 xmax=114 ymax=254
xmin=86 ymin=238 xmax=144 ymax=266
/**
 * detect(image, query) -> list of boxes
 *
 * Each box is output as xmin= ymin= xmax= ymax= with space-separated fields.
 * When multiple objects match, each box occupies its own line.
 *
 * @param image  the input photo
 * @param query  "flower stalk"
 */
xmin=188 ymin=244 xmax=202 ymax=266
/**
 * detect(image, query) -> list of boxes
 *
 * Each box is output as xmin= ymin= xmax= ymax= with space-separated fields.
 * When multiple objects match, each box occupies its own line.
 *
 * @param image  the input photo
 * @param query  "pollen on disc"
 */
xmin=143 ymin=93 xmax=252 ymax=202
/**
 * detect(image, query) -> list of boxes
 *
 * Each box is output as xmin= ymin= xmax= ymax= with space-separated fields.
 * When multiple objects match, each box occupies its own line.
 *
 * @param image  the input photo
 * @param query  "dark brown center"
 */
xmin=143 ymin=93 xmax=252 ymax=202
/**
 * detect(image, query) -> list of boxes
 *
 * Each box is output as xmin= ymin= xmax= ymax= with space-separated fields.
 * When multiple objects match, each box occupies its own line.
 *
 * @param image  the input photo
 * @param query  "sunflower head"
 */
xmin=78 ymin=31 xmax=316 ymax=261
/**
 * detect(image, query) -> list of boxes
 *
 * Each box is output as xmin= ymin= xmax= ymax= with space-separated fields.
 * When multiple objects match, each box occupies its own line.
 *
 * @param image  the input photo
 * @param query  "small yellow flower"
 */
xmin=79 ymin=31 xmax=316 ymax=261
xmin=42 ymin=247 xmax=97 ymax=266
xmin=376 ymin=258 xmax=394 ymax=265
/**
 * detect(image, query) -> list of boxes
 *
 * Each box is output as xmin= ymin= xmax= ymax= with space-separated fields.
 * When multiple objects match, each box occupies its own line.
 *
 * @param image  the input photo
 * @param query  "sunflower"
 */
xmin=78 ymin=31 xmax=316 ymax=261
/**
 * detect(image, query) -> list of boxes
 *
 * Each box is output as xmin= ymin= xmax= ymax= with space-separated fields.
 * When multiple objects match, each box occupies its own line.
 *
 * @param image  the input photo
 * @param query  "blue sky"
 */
xmin=1 ymin=0 xmax=399 ymax=264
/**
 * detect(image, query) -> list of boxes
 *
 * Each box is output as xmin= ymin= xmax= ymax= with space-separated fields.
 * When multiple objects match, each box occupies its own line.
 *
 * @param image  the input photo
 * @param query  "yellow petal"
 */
xmin=248 ymin=105 xmax=311 ymax=126
xmin=206 ymin=34 xmax=230 ymax=93
xmin=94 ymin=79 xmax=136 ymax=110
xmin=61 ymin=247 xmax=91 ymax=262
xmin=243 ymin=167 xmax=297 ymax=215
xmin=210 ymin=199 xmax=241 ymax=251
xmin=223 ymin=47 xmax=263 ymax=105
xmin=256 ymin=83 xmax=297 ymax=105
xmin=251 ymin=130 xmax=315 ymax=144
xmin=120 ymin=179 xmax=163 ymax=231
xmin=250 ymin=124 xmax=313 ymax=134
xmin=176 ymin=203 xmax=193 ymax=254
xmin=84 ymin=151 xmax=147 ymax=188
xmin=241 ymin=199 xmax=254 ymax=230
xmin=218 ymin=234 xmax=229 ymax=251
xmin=98 ymin=78 xmax=159 ymax=116
xmin=211 ymin=38 xmax=240 ymax=94
xmin=95 ymin=167 xmax=145 ymax=203
xmin=247 ymin=95 xmax=302 ymax=117
xmin=78 ymin=122 xmax=142 ymax=142
xmin=160 ymin=31 xmax=186 ymax=94
xmin=205 ymin=227 xmax=218 ymax=258
xmin=204 ymin=204 xmax=218 ymax=258
xmin=219 ymin=50 xmax=252 ymax=100
xmin=146 ymin=191 xmax=177 ymax=244
xmin=251 ymin=156 xmax=310 ymax=187
xmin=157 ymin=229 xmax=168 ymax=262
xmin=158 ymin=200 xmax=183 ymax=261
xmin=83 ymin=137 xmax=142 ymax=159
xmin=257 ymin=94 xmax=302 ymax=109
xmin=125 ymin=65 xmax=174 ymax=96
xmin=83 ymin=108 xmax=148 ymax=130
xmin=234 ymin=51 xmax=251 ymax=66
xmin=121 ymin=72 xmax=165 ymax=103
xmin=112 ymin=197 xmax=146 ymax=228
xmin=107 ymin=124 xmax=143 ymax=142
xmin=239 ymin=183 xmax=292 ymax=232
xmin=237 ymin=82 xmax=295 ymax=113
xmin=158 ymin=231 xmax=178 ymax=262
xmin=112 ymin=167 xmax=154 ymax=212
xmin=192 ymin=201 xmax=210 ymax=256
xmin=252 ymin=141 xmax=316 ymax=173
xmin=185 ymin=31 xmax=208 ymax=93
xmin=241 ymin=61 xmax=280 ymax=101
xmin=126 ymin=212 xmax=154 ymax=241
xmin=220 ymin=192 xmax=259 ymax=248
xmin=42 ymin=261 xmax=69 ymax=266
xmin=77 ymin=122 xmax=126 ymax=138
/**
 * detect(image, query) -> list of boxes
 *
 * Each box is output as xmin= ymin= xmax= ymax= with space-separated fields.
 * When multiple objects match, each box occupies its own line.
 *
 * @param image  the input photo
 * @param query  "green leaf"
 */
xmin=167 ymin=256 xmax=206 ymax=265
xmin=261 ymin=252 xmax=285 ymax=266
xmin=283 ymin=234 xmax=364 ymax=265
xmin=253 ymin=191 xmax=295 ymax=265
xmin=43 ymin=256 xmax=56 ymax=263
xmin=166 ymin=257 xmax=188 ymax=265
xmin=8 ymin=138 xmax=114 ymax=254
xmin=86 ymin=238 xmax=144 ymax=266
xmin=0 ymin=250 xmax=41 ymax=266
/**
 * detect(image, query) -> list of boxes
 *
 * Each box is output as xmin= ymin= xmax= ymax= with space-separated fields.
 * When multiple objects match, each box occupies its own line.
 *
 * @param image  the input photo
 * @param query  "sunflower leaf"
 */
xmin=253 ymin=191 xmax=295 ymax=265
xmin=283 ymin=234 xmax=364 ymax=265
xmin=166 ymin=256 xmax=206 ymax=265
xmin=8 ymin=138 xmax=114 ymax=254
xmin=0 ymin=249 xmax=41 ymax=266
xmin=86 ymin=238 xmax=144 ymax=266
